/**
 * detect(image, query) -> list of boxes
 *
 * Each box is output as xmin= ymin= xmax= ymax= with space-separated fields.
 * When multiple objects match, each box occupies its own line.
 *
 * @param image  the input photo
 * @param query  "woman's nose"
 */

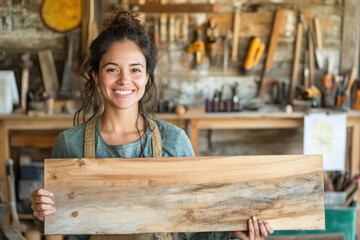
xmin=117 ymin=71 xmax=131 ymax=85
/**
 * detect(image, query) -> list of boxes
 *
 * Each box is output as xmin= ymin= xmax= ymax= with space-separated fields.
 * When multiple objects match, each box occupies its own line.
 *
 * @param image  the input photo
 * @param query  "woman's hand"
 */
xmin=229 ymin=216 xmax=274 ymax=240
xmin=30 ymin=189 xmax=56 ymax=221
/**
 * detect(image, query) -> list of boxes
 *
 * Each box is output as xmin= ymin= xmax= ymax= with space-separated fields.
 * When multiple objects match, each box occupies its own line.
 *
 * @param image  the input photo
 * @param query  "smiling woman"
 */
xmin=30 ymin=8 xmax=273 ymax=240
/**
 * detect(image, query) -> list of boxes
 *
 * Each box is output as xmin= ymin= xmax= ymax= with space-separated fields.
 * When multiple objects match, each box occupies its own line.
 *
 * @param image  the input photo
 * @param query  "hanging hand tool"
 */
xmin=289 ymin=14 xmax=303 ymax=104
xmin=182 ymin=14 xmax=189 ymax=42
xmin=314 ymin=18 xmax=323 ymax=51
xmin=312 ymin=17 xmax=323 ymax=69
xmin=297 ymin=50 xmax=321 ymax=108
xmin=20 ymin=53 xmax=32 ymax=113
xmin=206 ymin=17 xmax=220 ymax=65
xmin=322 ymin=58 xmax=335 ymax=107
xmin=307 ymin=24 xmax=316 ymax=85
xmin=153 ymin=21 xmax=160 ymax=48
xmin=243 ymin=37 xmax=265 ymax=75
xmin=336 ymin=68 xmax=357 ymax=107
xmin=168 ymin=14 xmax=175 ymax=43
xmin=272 ymin=79 xmax=289 ymax=109
xmin=160 ymin=13 xmax=167 ymax=43
xmin=351 ymin=80 xmax=360 ymax=110
xmin=231 ymin=2 xmax=242 ymax=61
xmin=259 ymin=8 xmax=284 ymax=103
xmin=302 ymin=10 xmax=316 ymax=85
xmin=231 ymin=82 xmax=242 ymax=111
xmin=187 ymin=28 xmax=205 ymax=66
xmin=223 ymin=29 xmax=231 ymax=74
xmin=175 ymin=17 xmax=181 ymax=40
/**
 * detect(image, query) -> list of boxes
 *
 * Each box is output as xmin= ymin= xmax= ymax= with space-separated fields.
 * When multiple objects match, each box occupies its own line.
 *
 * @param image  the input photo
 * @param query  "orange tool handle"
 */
xmin=336 ymin=95 xmax=344 ymax=107
xmin=322 ymin=74 xmax=332 ymax=88
xmin=352 ymin=82 xmax=360 ymax=110
xmin=188 ymin=41 xmax=205 ymax=64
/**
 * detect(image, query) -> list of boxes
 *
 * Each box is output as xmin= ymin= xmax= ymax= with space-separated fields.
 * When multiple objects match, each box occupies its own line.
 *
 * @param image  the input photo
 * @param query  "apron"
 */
xmin=84 ymin=116 xmax=172 ymax=240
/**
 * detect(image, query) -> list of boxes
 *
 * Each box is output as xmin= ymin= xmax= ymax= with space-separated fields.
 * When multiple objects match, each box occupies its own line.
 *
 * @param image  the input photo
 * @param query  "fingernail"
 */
xmin=249 ymin=218 xmax=252 ymax=222
xmin=50 ymin=192 xmax=54 ymax=197
xmin=51 ymin=201 xmax=54 ymax=205
xmin=263 ymin=220 xmax=268 ymax=224
xmin=258 ymin=220 xmax=263 ymax=224
xmin=252 ymin=216 xmax=257 ymax=221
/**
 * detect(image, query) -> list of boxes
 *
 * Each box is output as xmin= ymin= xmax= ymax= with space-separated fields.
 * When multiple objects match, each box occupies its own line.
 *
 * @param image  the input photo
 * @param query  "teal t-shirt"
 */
xmin=51 ymin=117 xmax=195 ymax=159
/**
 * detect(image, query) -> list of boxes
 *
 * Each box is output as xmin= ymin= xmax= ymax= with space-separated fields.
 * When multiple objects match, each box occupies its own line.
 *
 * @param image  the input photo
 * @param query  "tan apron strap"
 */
xmin=84 ymin=116 xmax=97 ymax=158
xmin=147 ymin=118 xmax=162 ymax=158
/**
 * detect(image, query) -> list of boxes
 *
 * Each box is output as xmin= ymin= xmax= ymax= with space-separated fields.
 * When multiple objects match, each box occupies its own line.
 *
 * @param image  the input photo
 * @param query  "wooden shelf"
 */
xmin=11 ymin=135 xmax=57 ymax=148
xmin=138 ymin=3 xmax=219 ymax=13
xmin=19 ymin=214 xmax=33 ymax=220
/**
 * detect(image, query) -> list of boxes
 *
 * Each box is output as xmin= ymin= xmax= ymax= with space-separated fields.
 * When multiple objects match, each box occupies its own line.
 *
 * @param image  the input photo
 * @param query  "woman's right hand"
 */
xmin=30 ymin=189 xmax=56 ymax=221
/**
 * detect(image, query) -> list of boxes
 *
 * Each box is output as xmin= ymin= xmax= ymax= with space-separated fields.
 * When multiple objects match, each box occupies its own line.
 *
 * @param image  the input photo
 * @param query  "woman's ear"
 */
xmin=92 ymin=71 xmax=99 ymax=84
xmin=146 ymin=73 xmax=149 ymax=84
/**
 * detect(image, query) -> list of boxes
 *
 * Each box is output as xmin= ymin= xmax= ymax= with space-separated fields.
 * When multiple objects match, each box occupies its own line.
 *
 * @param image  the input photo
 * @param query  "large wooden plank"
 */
xmin=44 ymin=155 xmax=325 ymax=235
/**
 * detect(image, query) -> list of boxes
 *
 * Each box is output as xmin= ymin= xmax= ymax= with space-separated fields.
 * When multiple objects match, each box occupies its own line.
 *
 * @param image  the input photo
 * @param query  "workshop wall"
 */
xmin=0 ymin=0 xmax=344 ymax=156
xmin=0 ymin=0 xmax=65 ymax=94
xmin=154 ymin=0 xmax=342 ymax=107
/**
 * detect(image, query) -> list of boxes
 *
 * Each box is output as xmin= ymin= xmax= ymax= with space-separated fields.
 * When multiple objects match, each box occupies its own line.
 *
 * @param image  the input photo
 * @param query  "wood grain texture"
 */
xmin=44 ymin=155 xmax=325 ymax=235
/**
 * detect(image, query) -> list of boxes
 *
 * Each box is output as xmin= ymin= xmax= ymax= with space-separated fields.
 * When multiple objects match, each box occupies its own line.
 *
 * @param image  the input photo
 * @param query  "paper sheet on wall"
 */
xmin=0 ymin=71 xmax=19 ymax=114
xmin=304 ymin=113 xmax=347 ymax=171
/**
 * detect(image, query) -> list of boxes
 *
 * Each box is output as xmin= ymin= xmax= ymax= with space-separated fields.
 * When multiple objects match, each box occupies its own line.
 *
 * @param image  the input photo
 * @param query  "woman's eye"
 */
xmin=132 ymin=69 xmax=141 ymax=73
xmin=106 ymin=68 xmax=117 ymax=73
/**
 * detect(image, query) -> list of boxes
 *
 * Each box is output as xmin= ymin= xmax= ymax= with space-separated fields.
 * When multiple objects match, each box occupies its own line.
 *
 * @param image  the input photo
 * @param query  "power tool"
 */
xmin=188 ymin=28 xmax=205 ymax=66
xmin=297 ymin=85 xmax=321 ymax=108
xmin=243 ymin=37 xmax=265 ymax=74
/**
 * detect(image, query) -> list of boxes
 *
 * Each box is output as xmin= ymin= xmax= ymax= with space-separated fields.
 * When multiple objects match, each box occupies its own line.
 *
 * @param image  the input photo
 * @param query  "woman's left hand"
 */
xmin=229 ymin=216 xmax=274 ymax=240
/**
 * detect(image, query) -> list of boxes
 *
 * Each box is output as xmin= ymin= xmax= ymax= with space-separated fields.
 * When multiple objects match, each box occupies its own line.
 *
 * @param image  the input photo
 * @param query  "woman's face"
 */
xmin=93 ymin=41 xmax=149 ymax=111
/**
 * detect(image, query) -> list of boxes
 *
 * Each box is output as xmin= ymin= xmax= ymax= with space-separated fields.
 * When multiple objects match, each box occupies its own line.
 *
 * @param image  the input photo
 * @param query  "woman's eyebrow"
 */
xmin=130 ymin=63 xmax=145 ymax=68
xmin=102 ymin=62 xmax=145 ymax=68
xmin=102 ymin=62 xmax=118 ymax=68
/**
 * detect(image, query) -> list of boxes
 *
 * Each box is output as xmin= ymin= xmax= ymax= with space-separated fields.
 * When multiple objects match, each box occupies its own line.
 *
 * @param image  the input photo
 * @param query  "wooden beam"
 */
xmin=44 ymin=155 xmax=325 ymax=235
xmin=259 ymin=8 xmax=284 ymax=103
xmin=138 ymin=4 xmax=219 ymax=13
xmin=10 ymin=135 xmax=57 ymax=148
xmin=340 ymin=0 xmax=360 ymax=74
xmin=302 ymin=10 xmax=315 ymax=87
xmin=289 ymin=22 xmax=303 ymax=103
xmin=38 ymin=50 xmax=59 ymax=98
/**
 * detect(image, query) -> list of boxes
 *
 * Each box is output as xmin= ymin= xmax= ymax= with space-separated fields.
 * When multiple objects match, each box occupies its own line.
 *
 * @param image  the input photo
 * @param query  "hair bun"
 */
xmin=104 ymin=9 xmax=146 ymax=34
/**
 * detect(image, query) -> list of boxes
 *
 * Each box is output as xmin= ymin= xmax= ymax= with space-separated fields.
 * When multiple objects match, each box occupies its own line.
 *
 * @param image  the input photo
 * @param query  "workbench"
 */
xmin=1 ymin=111 xmax=360 ymax=230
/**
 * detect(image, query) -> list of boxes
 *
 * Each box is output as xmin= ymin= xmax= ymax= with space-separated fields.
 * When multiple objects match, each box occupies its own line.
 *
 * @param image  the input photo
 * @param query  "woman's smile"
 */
xmin=113 ymin=89 xmax=134 ymax=97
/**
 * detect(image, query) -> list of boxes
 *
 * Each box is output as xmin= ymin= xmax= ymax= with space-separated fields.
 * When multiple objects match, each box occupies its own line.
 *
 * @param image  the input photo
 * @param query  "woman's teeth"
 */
xmin=115 ymin=90 xmax=132 ymax=95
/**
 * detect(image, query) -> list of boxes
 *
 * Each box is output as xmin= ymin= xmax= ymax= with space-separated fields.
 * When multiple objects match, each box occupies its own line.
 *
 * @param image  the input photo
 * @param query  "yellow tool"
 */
xmin=243 ymin=37 xmax=265 ymax=74
xmin=187 ymin=28 xmax=205 ymax=65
